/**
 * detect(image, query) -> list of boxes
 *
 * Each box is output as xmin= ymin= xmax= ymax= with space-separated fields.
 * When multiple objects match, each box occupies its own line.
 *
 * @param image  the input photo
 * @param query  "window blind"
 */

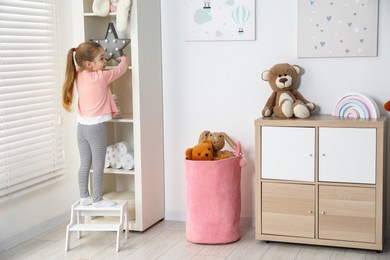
xmin=0 ymin=0 xmax=65 ymax=202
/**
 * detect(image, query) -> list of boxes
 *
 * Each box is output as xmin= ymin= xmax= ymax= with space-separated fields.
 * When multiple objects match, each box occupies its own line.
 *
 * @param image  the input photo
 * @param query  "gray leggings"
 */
xmin=77 ymin=122 xmax=107 ymax=202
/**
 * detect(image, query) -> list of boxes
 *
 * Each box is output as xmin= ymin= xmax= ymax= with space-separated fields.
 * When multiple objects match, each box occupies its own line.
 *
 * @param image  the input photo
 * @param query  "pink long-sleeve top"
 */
xmin=76 ymin=56 xmax=129 ymax=117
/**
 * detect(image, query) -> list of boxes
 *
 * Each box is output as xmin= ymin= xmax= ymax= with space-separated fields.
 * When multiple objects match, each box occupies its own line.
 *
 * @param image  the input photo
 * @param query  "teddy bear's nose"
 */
xmin=279 ymin=78 xmax=288 ymax=84
xmin=205 ymin=153 xmax=209 ymax=157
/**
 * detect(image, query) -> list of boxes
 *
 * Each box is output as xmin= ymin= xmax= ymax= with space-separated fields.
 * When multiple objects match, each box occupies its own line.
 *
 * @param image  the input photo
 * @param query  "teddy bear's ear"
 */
xmin=198 ymin=130 xmax=210 ymax=143
xmin=292 ymin=65 xmax=301 ymax=75
xmin=261 ymin=70 xmax=270 ymax=81
xmin=200 ymin=139 xmax=212 ymax=145
xmin=185 ymin=148 xmax=193 ymax=160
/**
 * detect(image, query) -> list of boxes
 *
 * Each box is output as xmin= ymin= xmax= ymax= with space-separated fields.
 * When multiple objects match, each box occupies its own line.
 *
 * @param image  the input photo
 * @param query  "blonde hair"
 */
xmin=62 ymin=41 xmax=103 ymax=112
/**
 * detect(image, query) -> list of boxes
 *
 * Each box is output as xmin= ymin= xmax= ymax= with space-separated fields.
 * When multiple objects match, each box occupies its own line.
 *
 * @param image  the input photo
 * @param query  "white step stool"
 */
xmin=65 ymin=200 xmax=128 ymax=252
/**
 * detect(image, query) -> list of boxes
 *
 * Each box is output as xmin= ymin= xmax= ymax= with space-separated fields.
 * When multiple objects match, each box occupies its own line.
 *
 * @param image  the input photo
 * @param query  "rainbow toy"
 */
xmin=332 ymin=92 xmax=379 ymax=119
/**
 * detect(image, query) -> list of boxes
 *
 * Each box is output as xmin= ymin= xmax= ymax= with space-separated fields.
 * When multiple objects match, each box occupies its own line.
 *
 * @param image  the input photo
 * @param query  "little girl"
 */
xmin=62 ymin=41 xmax=129 ymax=207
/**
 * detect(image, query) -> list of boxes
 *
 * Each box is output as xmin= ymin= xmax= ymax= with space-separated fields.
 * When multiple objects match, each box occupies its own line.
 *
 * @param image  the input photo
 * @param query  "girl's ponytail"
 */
xmin=62 ymin=48 xmax=77 ymax=112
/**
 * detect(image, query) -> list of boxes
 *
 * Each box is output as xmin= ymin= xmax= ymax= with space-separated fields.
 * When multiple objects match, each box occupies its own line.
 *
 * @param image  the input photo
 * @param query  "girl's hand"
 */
xmin=116 ymin=55 xmax=126 ymax=63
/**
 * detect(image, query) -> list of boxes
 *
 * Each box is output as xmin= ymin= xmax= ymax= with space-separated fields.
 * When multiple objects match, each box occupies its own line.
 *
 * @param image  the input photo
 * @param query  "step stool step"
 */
xmin=68 ymin=223 xmax=121 ymax=232
xmin=65 ymin=200 xmax=129 ymax=253
xmin=75 ymin=201 xmax=127 ymax=216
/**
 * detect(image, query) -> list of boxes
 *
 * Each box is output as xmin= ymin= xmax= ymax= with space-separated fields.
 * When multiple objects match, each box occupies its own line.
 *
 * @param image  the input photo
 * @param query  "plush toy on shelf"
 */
xmin=198 ymin=131 xmax=235 ymax=160
xmin=261 ymin=63 xmax=315 ymax=119
xmin=185 ymin=140 xmax=214 ymax=160
xmin=92 ymin=0 xmax=132 ymax=32
xmin=384 ymin=100 xmax=390 ymax=111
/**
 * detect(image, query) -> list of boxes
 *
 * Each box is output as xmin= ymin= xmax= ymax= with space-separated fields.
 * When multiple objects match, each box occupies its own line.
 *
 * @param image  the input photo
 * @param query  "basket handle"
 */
xmin=233 ymin=141 xmax=246 ymax=167
xmin=233 ymin=140 xmax=241 ymax=156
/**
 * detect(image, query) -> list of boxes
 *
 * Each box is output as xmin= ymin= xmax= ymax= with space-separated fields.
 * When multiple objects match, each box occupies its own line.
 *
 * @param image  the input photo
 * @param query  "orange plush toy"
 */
xmin=185 ymin=140 xmax=214 ymax=160
xmin=384 ymin=100 xmax=390 ymax=111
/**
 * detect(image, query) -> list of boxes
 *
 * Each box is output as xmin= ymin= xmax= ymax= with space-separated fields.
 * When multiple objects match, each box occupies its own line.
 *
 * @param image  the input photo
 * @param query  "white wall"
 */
xmin=161 ymin=0 xmax=390 ymax=230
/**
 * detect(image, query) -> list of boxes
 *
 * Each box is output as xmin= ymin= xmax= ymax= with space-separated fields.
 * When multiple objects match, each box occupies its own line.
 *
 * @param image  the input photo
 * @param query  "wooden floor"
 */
xmin=0 ymin=220 xmax=389 ymax=260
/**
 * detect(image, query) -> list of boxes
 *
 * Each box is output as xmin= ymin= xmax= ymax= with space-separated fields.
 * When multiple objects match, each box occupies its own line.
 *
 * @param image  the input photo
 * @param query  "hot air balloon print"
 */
xmin=203 ymin=0 xmax=211 ymax=9
xmin=232 ymin=5 xmax=251 ymax=33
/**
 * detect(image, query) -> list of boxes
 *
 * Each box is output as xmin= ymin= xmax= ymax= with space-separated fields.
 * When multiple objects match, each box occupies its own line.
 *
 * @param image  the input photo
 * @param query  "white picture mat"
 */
xmin=185 ymin=0 xmax=255 ymax=41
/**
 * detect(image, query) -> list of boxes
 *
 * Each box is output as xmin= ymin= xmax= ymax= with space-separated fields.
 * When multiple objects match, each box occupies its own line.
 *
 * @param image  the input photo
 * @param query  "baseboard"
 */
xmin=164 ymin=210 xmax=254 ymax=228
xmin=0 ymin=211 xmax=69 ymax=252
xmin=239 ymin=216 xmax=255 ymax=228
xmin=164 ymin=210 xmax=186 ymax=222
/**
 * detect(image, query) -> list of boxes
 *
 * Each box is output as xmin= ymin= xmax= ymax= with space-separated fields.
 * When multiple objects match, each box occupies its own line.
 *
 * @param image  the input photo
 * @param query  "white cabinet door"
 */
xmin=262 ymin=126 xmax=315 ymax=181
xmin=319 ymin=128 xmax=376 ymax=184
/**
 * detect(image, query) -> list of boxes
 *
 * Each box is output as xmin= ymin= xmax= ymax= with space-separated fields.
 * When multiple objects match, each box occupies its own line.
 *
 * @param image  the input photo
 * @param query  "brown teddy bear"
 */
xmin=185 ymin=139 xmax=214 ymax=160
xmin=261 ymin=63 xmax=315 ymax=119
xmin=198 ymin=131 xmax=235 ymax=160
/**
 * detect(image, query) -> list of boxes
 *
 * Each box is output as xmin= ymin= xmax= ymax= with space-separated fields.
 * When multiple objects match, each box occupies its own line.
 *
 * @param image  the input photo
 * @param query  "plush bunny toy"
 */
xmin=92 ymin=0 xmax=132 ymax=31
xmin=198 ymin=131 xmax=236 ymax=160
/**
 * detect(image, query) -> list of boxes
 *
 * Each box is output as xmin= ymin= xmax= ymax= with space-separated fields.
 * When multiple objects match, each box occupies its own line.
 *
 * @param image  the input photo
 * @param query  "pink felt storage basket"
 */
xmin=185 ymin=141 xmax=244 ymax=244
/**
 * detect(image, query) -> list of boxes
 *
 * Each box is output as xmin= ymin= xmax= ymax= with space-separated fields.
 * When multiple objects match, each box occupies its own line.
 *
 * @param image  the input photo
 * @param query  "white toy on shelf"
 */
xmin=332 ymin=92 xmax=379 ymax=119
xmin=92 ymin=0 xmax=132 ymax=31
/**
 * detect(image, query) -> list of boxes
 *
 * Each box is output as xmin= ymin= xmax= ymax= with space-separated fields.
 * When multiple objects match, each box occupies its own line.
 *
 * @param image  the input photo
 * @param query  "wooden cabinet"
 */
xmin=72 ymin=0 xmax=164 ymax=231
xmin=255 ymin=115 xmax=387 ymax=250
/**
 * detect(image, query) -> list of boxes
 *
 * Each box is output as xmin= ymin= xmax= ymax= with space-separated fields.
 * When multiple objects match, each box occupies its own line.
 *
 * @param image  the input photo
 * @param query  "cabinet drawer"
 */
xmin=261 ymin=126 xmax=315 ymax=181
xmin=319 ymin=185 xmax=376 ymax=243
xmin=319 ymin=128 xmax=376 ymax=184
xmin=262 ymin=182 xmax=315 ymax=238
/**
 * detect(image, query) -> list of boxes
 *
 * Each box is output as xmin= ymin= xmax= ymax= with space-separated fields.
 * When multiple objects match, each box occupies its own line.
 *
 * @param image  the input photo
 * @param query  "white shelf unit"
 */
xmin=72 ymin=0 xmax=165 ymax=231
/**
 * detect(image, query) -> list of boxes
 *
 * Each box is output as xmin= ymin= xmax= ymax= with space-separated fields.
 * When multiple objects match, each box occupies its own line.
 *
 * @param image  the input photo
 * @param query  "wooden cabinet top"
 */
xmin=255 ymin=114 xmax=387 ymax=128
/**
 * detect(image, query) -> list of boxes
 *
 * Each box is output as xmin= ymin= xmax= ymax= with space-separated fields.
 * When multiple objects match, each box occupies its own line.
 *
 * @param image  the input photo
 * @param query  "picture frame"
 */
xmin=297 ymin=0 xmax=378 ymax=58
xmin=185 ymin=0 xmax=256 ymax=41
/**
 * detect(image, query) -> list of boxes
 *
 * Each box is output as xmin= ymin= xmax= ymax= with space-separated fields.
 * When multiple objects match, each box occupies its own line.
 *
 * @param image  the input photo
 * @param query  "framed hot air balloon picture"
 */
xmin=185 ymin=0 xmax=255 ymax=41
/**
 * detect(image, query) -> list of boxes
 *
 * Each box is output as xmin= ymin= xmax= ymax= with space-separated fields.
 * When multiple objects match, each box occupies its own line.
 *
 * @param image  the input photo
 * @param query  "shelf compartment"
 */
xmin=83 ymin=15 xmax=132 ymax=67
